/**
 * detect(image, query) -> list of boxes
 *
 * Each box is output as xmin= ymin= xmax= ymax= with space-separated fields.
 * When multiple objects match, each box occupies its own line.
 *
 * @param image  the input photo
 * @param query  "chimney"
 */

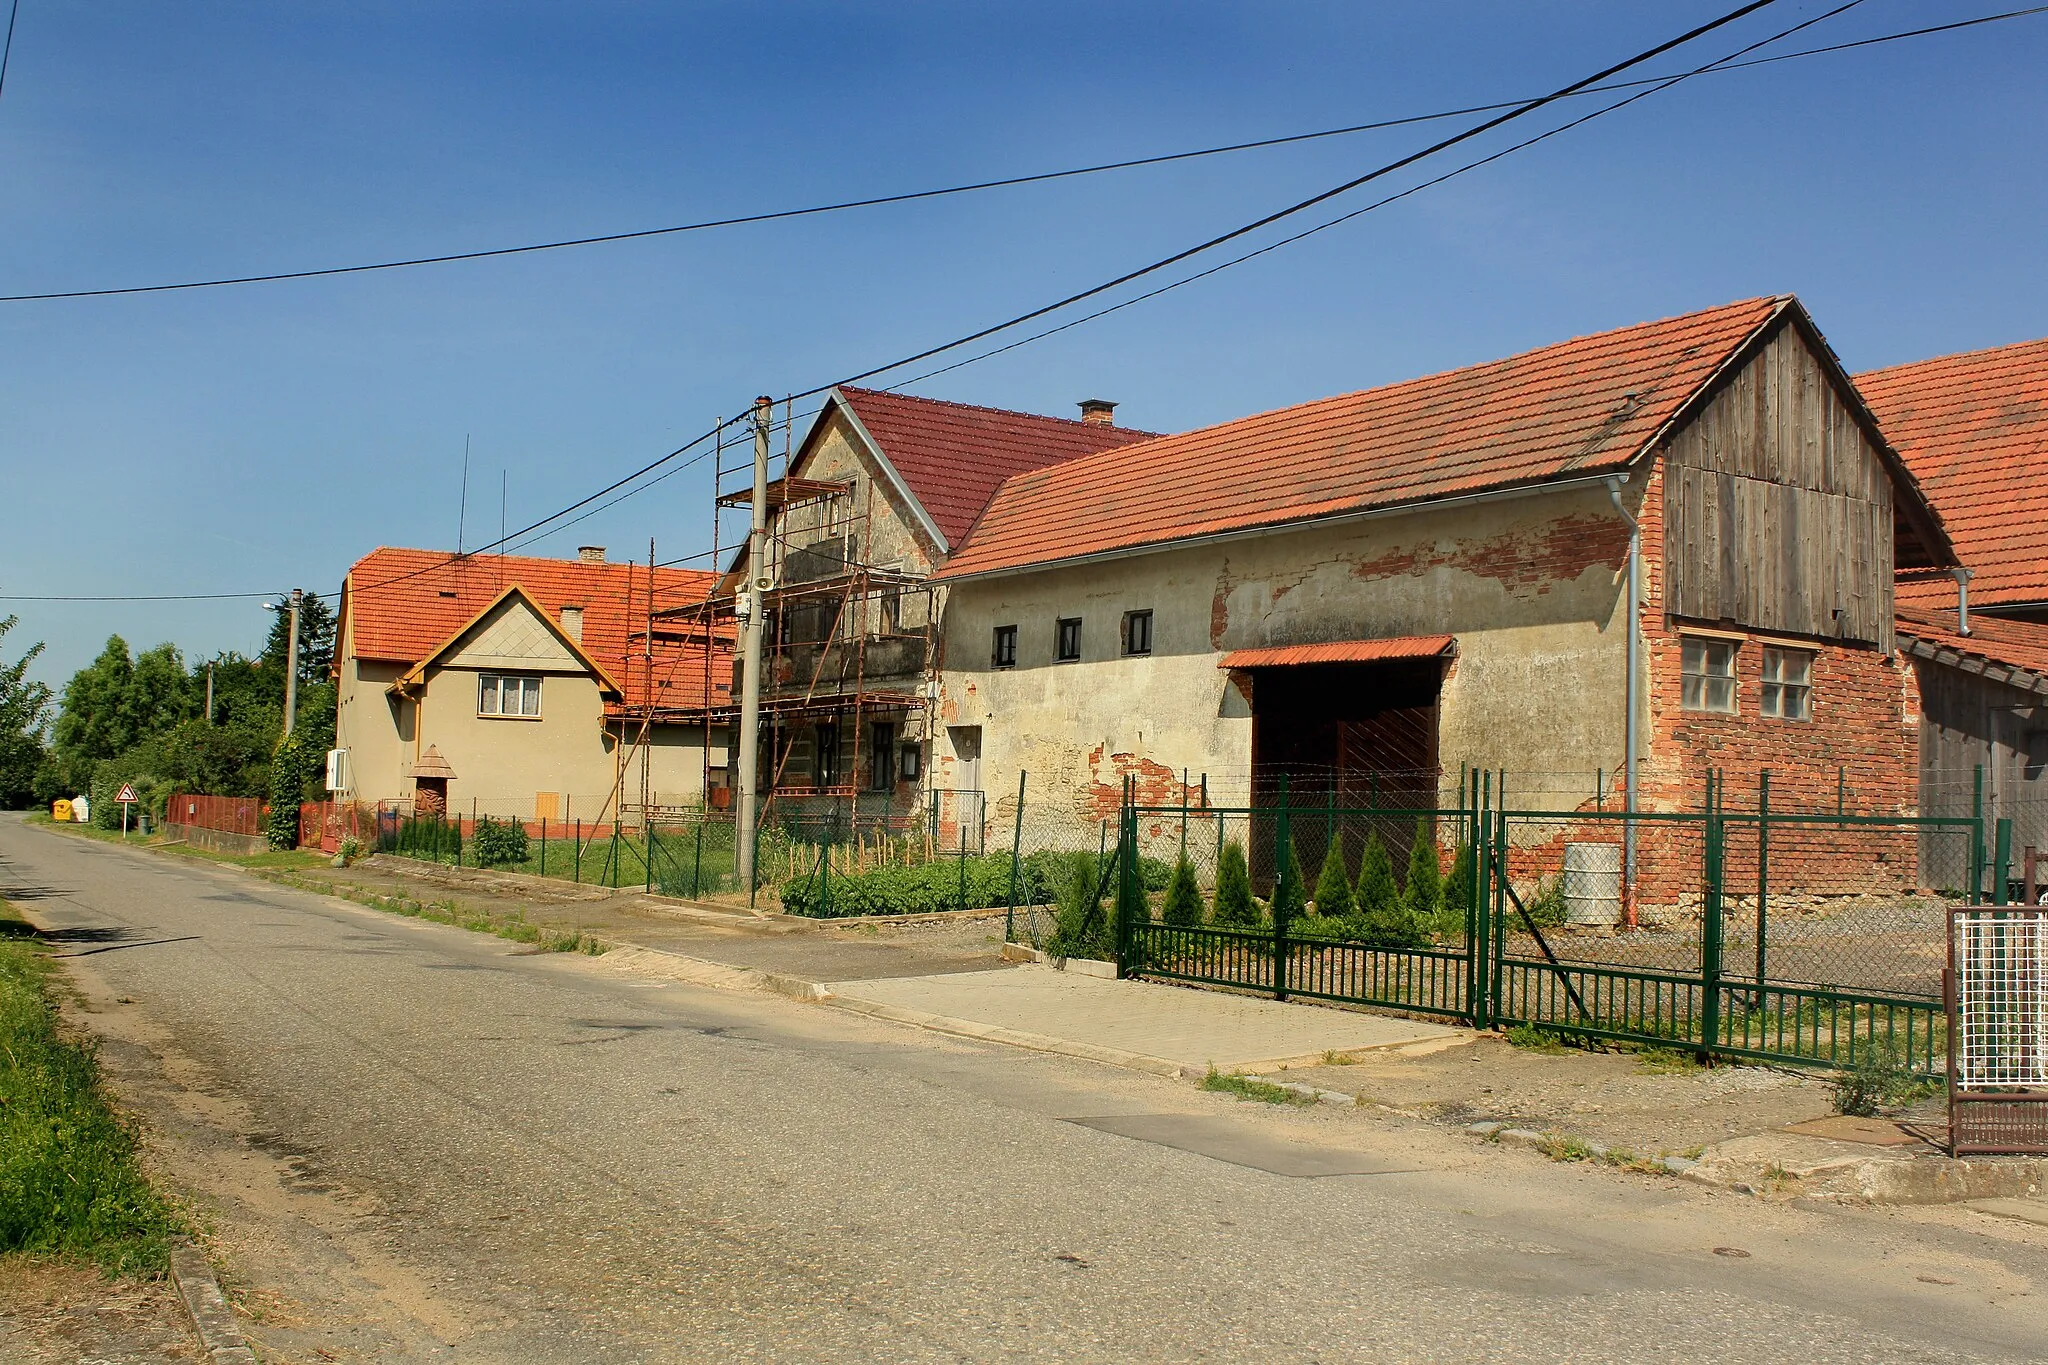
xmin=559 ymin=606 xmax=585 ymax=642
xmin=577 ymin=546 xmax=606 ymax=564
xmin=1077 ymin=398 xmax=1117 ymax=426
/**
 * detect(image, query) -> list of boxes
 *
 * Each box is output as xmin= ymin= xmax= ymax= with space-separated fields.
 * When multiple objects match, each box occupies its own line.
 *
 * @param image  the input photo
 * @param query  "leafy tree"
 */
xmin=1271 ymin=837 xmax=1308 ymax=926
xmin=1212 ymin=840 xmax=1258 ymax=928
xmin=0 ymin=616 xmax=52 ymax=808
xmin=1404 ymin=820 xmax=1443 ymax=921
xmin=1311 ymin=839 xmax=1353 ymax=920
xmin=47 ymin=637 xmax=196 ymax=792
xmin=1161 ymin=854 xmax=1203 ymax=927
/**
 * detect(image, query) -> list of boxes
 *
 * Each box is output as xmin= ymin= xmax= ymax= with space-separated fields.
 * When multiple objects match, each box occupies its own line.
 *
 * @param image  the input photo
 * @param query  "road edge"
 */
xmin=169 ymin=1241 xmax=259 ymax=1364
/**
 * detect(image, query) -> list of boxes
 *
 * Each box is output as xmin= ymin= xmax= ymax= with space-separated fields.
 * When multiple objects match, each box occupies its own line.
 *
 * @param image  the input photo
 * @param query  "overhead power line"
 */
xmin=3 ymin=5 xmax=2042 ymax=304
xmin=0 ymin=0 xmax=19 ymax=106
xmin=795 ymin=0 xmax=1793 ymax=399
xmin=14 ymin=1 xmax=2016 ymax=603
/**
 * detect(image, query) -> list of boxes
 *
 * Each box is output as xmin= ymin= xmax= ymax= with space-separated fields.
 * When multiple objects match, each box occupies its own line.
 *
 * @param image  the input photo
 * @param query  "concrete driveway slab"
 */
xmin=823 ymin=964 xmax=1458 ymax=1073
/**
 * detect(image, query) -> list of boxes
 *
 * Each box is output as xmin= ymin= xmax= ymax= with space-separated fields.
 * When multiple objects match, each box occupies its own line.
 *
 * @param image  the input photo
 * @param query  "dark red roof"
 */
xmin=934 ymin=298 xmax=1792 ymax=581
xmin=1858 ymin=338 xmax=2048 ymax=609
xmin=1220 ymin=636 xmax=1455 ymax=668
xmin=339 ymin=548 xmax=726 ymax=713
xmin=1896 ymin=603 xmax=2048 ymax=691
xmin=835 ymin=386 xmax=1159 ymax=549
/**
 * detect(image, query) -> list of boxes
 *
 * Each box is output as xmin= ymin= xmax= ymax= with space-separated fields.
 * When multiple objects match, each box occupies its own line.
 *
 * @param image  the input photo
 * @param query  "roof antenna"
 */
xmin=456 ymin=434 xmax=470 ymax=555
xmin=499 ymin=469 xmax=507 ymax=559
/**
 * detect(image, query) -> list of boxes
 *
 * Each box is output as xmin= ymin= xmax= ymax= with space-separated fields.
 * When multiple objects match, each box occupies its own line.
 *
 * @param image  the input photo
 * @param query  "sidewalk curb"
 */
xmin=168 ymin=1242 xmax=258 ymax=1364
xmin=819 ymin=994 xmax=1190 ymax=1078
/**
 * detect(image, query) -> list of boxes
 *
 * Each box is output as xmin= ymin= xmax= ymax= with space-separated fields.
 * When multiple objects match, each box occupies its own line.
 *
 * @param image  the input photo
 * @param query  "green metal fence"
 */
xmin=1097 ymin=769 xmax=2006 ymax=1074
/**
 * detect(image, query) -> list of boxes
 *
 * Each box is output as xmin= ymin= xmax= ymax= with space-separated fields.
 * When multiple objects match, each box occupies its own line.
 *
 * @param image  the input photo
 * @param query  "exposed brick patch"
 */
xmin=1345 ymin=514 xmax=1628 ymax=596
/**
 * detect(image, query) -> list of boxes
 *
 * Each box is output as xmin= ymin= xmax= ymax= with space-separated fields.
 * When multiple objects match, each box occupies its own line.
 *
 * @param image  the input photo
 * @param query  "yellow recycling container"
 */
xmin=51 ymin=799 xmax=72 ymax=823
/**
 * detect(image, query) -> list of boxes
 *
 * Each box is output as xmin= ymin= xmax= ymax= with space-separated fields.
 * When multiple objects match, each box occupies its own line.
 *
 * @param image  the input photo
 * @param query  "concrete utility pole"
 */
xmin=283 ymin=588 xmax=303 ymax=738
xmin=735 ymin=397 xmax=773 ymax=890
xmin=204 ymin=661 xmax=214 ymax=725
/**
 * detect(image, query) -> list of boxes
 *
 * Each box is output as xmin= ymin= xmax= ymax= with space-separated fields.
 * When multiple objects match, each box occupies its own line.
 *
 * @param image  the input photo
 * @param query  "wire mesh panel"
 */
xmin=1950 ymin=907 xmax=2048 ymax=1154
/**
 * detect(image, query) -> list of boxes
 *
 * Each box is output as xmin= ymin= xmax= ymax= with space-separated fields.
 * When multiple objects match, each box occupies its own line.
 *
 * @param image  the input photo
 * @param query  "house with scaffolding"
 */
xmin=653 ymin=387 xmax=1158 ymax=845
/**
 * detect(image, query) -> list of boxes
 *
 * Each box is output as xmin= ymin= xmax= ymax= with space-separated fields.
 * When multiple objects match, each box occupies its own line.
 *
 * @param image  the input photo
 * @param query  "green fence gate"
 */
xmin=1103 ymin=772 xmax=1996 ymax=1075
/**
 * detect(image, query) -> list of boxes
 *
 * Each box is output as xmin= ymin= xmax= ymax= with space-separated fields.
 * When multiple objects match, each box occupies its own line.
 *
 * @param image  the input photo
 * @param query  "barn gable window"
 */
xmin=1760 ymin=646 xmax=1814 ymax=721
xmin=1681 ymin=637 xmax=1738 ymax=714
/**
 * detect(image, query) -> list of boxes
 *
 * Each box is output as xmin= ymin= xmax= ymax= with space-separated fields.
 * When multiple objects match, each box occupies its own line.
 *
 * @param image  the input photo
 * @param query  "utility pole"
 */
xmin=283 ymin=588 xmax=303 ymax=738
xmin=204 ymin=660 xmax=214 ymax=725
xmin=735 ymin=397 xmax=772 ymax=890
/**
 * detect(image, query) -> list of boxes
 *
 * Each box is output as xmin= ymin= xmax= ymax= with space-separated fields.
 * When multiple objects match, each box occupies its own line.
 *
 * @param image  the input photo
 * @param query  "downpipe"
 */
xmin=1606 ymin=476 xmax=1640 ymax=929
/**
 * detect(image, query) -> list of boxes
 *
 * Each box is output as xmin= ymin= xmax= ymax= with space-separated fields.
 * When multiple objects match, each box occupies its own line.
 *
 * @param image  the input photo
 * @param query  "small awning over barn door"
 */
xmin=1219 ymin=634 xmax=1455 ymax=669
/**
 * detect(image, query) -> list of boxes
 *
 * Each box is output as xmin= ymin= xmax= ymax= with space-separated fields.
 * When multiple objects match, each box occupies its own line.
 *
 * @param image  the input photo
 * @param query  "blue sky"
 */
xmin=4 ymin=1 xmax=2045 ymax=694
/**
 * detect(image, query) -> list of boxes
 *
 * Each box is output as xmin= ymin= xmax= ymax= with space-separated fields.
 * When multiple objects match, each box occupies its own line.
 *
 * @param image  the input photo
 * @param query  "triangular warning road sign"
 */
xmin=116 ymin=783 xmax=138 ymax=803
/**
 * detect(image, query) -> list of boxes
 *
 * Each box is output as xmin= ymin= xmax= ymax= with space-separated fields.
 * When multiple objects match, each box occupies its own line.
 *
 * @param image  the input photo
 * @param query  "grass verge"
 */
xmin=268 ymin=875 xmax=608 ymax=955
xmin=1201 ymin=1068 xmax=1313 ymax=1105
xmin=0 ymin=899 xmax=183 ymax=1274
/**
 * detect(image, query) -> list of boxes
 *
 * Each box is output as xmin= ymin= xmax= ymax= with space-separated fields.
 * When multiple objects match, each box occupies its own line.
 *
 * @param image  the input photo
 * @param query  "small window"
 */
xmin=992 ymin=624 xmax=1018 ymax=669
xmin=1055 ymin=617 xmax=1082 ymax=663
xmin=1121 ymin=609 xmax=1153 ymax=657
xmin=1760 ymin=646 xmax=1813 ymax=721
xmin=479 ymin=674 xmax=542 ymax=717
xmin=1680 ymin=638 xmax=1738 ymax=714
xmin=899 ymin=743 xmax=923 ymax=781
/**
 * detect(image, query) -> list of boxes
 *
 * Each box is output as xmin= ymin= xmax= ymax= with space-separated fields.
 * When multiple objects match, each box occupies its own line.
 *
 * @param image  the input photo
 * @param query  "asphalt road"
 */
xmin=6 ymin=815 xmax=2047 ymax=1364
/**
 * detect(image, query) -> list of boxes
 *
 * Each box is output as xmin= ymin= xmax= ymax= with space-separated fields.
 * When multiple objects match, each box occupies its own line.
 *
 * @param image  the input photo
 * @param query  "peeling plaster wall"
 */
xmin=780 ymin=409 xmax=939 ymax=578
xmin=939 ymin=483 xmax=1638 ymax=831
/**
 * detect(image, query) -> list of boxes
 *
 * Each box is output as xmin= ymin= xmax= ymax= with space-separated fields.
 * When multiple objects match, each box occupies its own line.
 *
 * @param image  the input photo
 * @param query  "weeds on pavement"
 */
xmin=1831 ymin=1040 xmax=1938 ymax=1117
xmin=0 ymin=900 xmax=183 ymax=1274
xmin=1201 ymin=1069 xmax=1312 ymax=1105
xmin=1632 ymin=1047 xmax=1703 ymax=1076
xmin=1503 ymin=1024 xmax=1568 ymax=1055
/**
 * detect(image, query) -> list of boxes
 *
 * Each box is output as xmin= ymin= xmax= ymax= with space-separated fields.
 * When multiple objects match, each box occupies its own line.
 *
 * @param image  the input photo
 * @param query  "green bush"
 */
xmin=471 ymin=817 xmax=529 ymax=869
xmin=1443 ymin=841 xmax=1476 ymax=915
xmin=1212 ymin=840 xmax=1258 ymax=928
xmin=1046 ymin=850 xmax=1114 ymax=961
xmin=780 ymin=851 xmax=1024 ymax=919
xmin=1311 ymin=841 xmax=1353 ymax=920
xmin=1404 ymin=821 xmax=1443 ymax=921
xmin=1136 ymin=855 xmax=1174 ymax=893
xmin=1161 ymin=855 xmax=1203 ymax=927
xmin=1522 ymin=877 xmax=1567 ymax=928
xmin=1355 ymin=831 xmax=1397 ymax=920
xmin=394 ymin=814 xmax=462 ymax=861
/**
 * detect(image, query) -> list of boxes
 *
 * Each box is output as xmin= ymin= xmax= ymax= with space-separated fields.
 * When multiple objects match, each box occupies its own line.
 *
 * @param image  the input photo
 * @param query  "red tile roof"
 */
xmin=834 ymin=386 xmax=1160 ymax=549
xmin=338 ymin=548 xmax=726 ymax=713
xmin=1858 ymin=338 xmax=2048 ymax=609
xmin=1896 ymin=603 xmax=2048 ymax=693
xmin=1219 ymin=636 xmax=1455 ymax=668
xmin=933 ymin=298 xmax=1797 ymax=581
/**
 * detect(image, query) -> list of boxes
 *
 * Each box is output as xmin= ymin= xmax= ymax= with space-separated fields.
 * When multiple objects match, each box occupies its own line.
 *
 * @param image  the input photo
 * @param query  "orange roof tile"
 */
xmin=933 ymin=298 xmax=1795 ymax=581
xmin=1858 ymin=338 xmax=2048 ymax=609
xmin=338 ymin=548 xmax=727 ymax=713
xmin=1896 ymin=603 xmax=2048 ymax=692
xmin=1220 ymin=636 xmax=1454 ymax=668
xmin=834 ymin=387 xmax=1160 ymax=549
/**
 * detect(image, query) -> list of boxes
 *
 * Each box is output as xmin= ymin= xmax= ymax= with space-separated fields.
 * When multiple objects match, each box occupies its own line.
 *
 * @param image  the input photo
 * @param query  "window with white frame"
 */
xmin=1760 ymin=646 xmax=1814 ymax=721
xmin=479 ymin=673 xmax=542 ymax=717
xmin=1680 ymin=637 xmax=1738 ymax=714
